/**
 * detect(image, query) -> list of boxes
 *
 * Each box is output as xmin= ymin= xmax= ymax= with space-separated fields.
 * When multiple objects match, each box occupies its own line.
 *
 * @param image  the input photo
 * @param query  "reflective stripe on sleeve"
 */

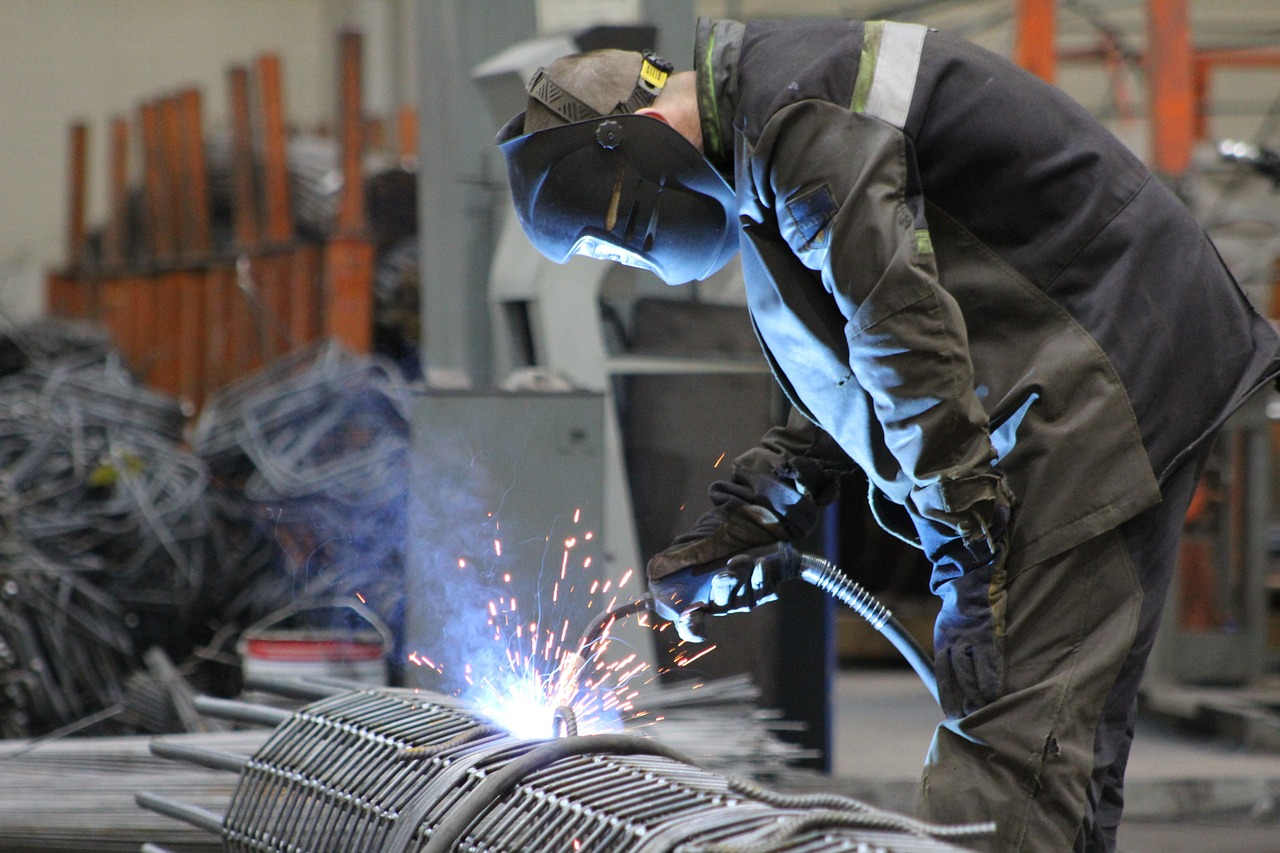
xmin=857 ymin=21 xmax=927 ymax=129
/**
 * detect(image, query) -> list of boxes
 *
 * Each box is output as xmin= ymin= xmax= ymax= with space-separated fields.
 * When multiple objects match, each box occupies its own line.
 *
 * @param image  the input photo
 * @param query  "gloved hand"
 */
xmin=648 ymin=543 xmax=803 ymax=642
xmin=646 ymin=503 xmax=787 ymax=583
xmin=929 ymin=509 xmax=1010 ymax=719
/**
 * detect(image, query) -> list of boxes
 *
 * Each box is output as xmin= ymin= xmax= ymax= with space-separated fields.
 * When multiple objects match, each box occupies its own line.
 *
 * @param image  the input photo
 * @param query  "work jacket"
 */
xmin=685 ymin=18 xmax=1280 ymax=570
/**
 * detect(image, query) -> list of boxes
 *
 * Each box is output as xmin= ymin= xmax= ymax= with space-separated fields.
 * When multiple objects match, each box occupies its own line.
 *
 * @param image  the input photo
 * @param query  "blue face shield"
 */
xmin=496 ymin=112 xmax=738 ymax=285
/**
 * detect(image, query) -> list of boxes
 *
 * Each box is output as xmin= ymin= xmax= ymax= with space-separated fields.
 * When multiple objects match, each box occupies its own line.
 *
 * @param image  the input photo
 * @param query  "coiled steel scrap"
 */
xmin=191 ymin=341 xmax=410 ymax=653
xmin=0 ymin=319 xmax=208 ymax=738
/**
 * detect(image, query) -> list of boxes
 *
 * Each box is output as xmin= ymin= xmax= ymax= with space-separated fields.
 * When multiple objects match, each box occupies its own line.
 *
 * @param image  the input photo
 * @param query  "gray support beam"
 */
xmin=642 ymin=0 xmax=696 ymax=69
xmin=416 ymin=0 xmax=537 ymax=386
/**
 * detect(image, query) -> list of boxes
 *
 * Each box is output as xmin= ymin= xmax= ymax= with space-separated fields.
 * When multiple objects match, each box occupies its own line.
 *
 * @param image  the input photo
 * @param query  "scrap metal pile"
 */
xmin=136 ymin=680 xmax=985 ymax=853
xmin=0 ymin=319 xmax=208 ymax=737
xmin=0 ymin=321 xmax=411 ymax=739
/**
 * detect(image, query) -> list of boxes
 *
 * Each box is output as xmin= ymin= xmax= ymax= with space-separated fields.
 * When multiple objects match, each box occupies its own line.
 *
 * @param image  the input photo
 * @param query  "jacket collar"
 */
xmin=694 ymin=17 xmax=743 ymax=170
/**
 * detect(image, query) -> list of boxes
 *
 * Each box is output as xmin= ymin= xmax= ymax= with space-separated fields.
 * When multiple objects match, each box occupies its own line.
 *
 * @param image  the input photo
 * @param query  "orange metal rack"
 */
xmin=47 ymin=31 xmax=386 ymax=411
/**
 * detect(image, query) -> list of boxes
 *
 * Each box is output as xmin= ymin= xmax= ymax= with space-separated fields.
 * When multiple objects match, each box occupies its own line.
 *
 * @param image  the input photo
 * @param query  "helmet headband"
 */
xmin=525 ymin=51 xmax=673 ymax=126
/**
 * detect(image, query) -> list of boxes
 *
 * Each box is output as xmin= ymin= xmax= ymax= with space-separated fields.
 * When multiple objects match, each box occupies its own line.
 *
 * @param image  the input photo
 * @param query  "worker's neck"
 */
xmin=636 ymin=71 xmax=703 ymax=153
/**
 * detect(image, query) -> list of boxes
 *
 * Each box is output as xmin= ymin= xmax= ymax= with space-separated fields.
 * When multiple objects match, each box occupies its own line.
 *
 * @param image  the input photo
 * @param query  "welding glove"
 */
xmin=647 ymin=543 xmax=802 ymax=643
xmin=647 ymin=502 xmax=788 ymax=581
xmin=925 ymin=502 xmax=1012 ymax=719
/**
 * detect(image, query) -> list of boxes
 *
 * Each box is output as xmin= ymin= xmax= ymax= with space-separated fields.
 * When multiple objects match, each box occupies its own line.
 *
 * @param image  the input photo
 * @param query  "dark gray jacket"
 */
xmin=674 ymin=18 xmax=1280 ymax=572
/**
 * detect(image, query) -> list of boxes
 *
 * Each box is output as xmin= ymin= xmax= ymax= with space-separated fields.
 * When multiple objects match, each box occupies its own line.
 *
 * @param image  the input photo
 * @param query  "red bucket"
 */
xmin=238 ymin=600 xmax=391 ymax=686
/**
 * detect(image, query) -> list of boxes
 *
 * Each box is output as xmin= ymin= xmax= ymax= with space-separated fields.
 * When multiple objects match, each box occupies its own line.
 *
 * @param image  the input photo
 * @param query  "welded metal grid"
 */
xmin=223 ymin=690 xmax=487 ymax=851
xmin=205 ymin=688 xmax=978 ymax=853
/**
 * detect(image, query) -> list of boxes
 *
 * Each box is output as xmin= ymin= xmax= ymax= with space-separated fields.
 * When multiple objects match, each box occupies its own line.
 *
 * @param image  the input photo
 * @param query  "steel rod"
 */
xmin=134 ymin=792 xmax=225 ymax=834
xmin=191 ymin=695 xmax=291 ymax=727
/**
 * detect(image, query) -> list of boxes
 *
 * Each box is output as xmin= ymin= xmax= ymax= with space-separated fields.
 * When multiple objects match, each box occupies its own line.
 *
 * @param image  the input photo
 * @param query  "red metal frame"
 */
xmin=1146 ymin=0 xmax=1195 ymax=176
xmin=1015 ymin=0 xmax=1058 ymax=84
xmin=1017 ymin=0 xmax=1280 ymax=177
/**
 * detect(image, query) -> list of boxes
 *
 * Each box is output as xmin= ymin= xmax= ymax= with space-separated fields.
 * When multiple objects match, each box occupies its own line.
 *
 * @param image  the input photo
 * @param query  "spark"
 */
xmin=355 ymin=592 xmax=366 ymax=604
xmin=419 ymin=505 xmax=719 ymax=742
xmin=713 ymin=451 xmax=726 ymax=467
xmin=675 ymin=645 xmax=718 ymax=667
xmin=407 ymin=651 xmax=444 ymax=673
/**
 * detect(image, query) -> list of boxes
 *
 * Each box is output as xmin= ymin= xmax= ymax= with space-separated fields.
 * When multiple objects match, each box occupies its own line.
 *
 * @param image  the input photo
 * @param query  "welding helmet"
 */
xmin=496 ymin=52 xmax=738 ymax=286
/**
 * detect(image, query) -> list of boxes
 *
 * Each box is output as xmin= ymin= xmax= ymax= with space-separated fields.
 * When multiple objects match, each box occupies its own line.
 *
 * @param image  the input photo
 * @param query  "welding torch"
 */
xmin=552 ymin=543 xmax=939 ymax=724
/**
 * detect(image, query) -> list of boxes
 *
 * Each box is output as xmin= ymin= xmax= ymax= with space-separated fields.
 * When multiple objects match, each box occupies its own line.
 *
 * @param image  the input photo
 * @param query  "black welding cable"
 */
xmin=410 ymin=735 xmax=700 ymax=853
xmin=797 ymin=552 xmax=941 ymax=707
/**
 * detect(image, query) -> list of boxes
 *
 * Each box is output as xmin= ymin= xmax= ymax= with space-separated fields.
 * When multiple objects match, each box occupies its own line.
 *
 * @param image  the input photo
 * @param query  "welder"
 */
xmin=495 ymin=17 xmax=1280 ymax=853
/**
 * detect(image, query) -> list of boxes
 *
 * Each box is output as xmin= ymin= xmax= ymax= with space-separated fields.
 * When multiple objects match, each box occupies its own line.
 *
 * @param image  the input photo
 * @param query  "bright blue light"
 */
xmin=474 ymin=668 xmax=559 ymax=739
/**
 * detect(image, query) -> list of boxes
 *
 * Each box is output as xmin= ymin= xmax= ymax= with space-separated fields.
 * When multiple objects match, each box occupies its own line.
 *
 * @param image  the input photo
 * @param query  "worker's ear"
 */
xmin=635 ymin=107 xmax=672 ymax=126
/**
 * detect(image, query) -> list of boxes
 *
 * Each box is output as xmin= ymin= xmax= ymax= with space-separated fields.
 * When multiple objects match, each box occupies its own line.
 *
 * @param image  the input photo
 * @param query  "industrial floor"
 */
xmin=830 ymin=669 xmax=1280 ymax=853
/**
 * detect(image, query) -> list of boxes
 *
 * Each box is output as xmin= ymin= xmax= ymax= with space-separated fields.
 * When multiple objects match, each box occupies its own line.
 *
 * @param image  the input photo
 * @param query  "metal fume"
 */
xmin=140 ymin=680 xmax=985 ymax=852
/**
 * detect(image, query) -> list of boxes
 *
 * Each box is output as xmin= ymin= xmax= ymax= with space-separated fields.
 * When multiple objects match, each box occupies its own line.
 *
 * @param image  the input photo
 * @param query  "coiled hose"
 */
xmin=797 ymin=551 xmax=940 ymax=707
xmin=554 ymin=547 xmax=940 ymax=729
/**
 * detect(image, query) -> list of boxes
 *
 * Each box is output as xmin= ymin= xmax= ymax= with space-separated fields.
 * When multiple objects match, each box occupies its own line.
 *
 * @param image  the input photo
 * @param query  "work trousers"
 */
xmin=916 ymin=446 xmax=1208 ymax=853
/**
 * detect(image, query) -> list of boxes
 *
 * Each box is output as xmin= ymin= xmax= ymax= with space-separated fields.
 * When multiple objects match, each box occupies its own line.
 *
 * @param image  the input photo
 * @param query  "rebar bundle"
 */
xmin=0 ymin=729 xmax=269 ymax=852
xmin=140 ymin=682 xmax=985 ymax=853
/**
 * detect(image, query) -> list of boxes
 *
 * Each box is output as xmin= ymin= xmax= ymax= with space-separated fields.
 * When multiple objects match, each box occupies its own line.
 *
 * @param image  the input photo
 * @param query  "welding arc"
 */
xmin=416 ymin=735 xmax=699 ymax=853
xmin=797 ymin=552 xmax=940 ymax=707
